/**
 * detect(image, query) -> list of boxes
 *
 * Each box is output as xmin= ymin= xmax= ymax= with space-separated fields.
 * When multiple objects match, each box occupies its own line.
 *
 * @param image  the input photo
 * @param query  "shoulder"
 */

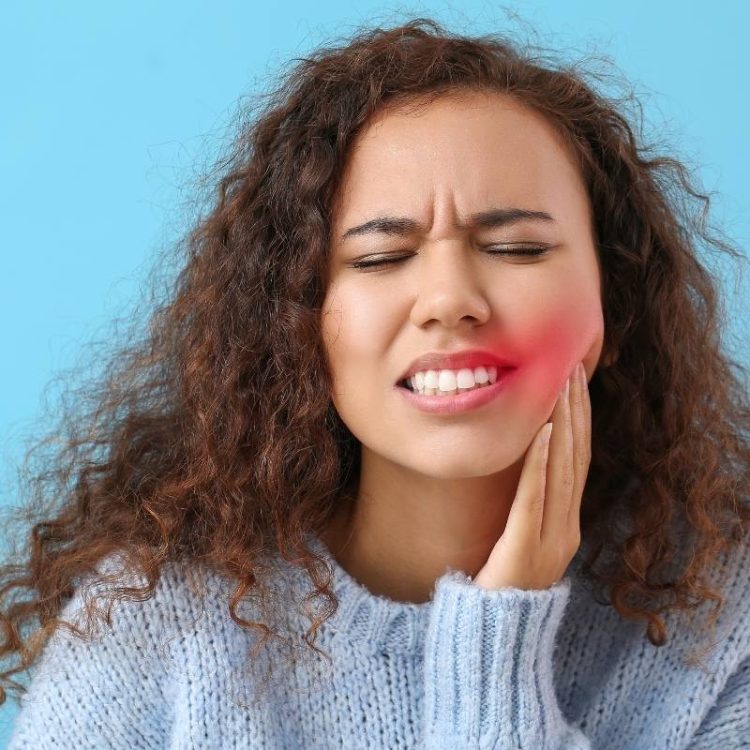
xmin=63 ymin=549 xmax=289 ymax=645
xmin=51 ymin=550 xmax=235 ymax=656
xmin=699 ymin=530 xmax=750 ymax=658
xmin=635 ymin=529 xmax=750 ymax=675
xmin=8 ymin=553 xmax=226 ymax=750
xmin=562 ymin=527 xmax=750 ymax=675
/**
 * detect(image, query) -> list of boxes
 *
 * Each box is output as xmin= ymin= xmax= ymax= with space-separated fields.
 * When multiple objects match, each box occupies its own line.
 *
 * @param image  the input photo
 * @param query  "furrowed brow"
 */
xmin=340 ymin=207 xmax=555 ymax=241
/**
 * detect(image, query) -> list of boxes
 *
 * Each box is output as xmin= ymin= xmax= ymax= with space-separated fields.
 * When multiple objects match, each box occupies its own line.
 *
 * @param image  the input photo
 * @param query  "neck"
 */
xmin=319 ymin=453 xmax=525 ymax=603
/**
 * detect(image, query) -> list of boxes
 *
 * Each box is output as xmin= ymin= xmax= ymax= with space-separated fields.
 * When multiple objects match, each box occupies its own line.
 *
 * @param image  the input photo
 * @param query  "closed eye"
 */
xmin=349 ymin=245 xmax=552 ymax=271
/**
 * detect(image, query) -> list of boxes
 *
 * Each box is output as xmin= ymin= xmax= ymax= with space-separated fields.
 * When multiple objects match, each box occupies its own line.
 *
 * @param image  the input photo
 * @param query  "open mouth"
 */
xmin=397 ymin=379 xmax=496 ymax=394
xmin=396 ymin=367 xmax=515 ymax=395
xmin=394 ymin=368 xmax=516 ymax=415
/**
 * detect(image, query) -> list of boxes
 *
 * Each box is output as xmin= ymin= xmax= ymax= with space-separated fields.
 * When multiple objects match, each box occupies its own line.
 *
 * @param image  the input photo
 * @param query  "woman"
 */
xmin=3 ymin=17 xmax=749 ymax=749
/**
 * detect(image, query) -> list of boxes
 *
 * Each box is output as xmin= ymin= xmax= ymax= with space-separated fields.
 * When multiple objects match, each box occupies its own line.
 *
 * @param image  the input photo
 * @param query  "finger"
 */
xmin=541 ymin=372 xmax=575 ymax=542
xmin=504 ymin=419 xmax=553 ymax=545
xmin=582 ymin=365 xmax=591 ymax=445
xmin=567 ymin=362 xmax=587 ymax=524
xmin=569 ymin=363 xmax=592 ymax=523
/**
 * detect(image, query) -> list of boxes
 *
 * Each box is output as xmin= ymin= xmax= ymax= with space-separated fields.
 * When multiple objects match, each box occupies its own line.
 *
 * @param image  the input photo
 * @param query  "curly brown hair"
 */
xmin=2 ymin=16 xmax=749 ymax=707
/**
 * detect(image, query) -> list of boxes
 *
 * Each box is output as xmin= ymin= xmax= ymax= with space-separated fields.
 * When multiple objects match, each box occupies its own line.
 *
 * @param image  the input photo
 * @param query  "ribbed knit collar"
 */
xmin=299 ymin=532 xmax=437 ymax=656
xmin=271 ymin=532 xmax=584 ymax=658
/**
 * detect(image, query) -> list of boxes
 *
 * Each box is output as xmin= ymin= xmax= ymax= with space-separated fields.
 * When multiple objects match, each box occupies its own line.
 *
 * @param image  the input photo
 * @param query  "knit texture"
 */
xmin=7 ymin=531 xmax=750 ymax=749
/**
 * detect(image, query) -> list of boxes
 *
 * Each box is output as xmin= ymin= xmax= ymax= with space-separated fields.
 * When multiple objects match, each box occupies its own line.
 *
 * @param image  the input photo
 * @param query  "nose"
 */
xmin=408 ymin=239 xmax=492 ymax=330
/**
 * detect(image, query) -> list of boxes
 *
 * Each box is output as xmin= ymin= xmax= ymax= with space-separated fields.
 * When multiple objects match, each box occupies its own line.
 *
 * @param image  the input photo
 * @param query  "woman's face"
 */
xmin=322 ymin=90 xmax=605 ymax=480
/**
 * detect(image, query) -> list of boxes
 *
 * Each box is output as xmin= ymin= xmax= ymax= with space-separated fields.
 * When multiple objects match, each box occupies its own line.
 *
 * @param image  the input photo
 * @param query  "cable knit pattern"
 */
xmin=7 ymin=532 xmax=750 ymax=749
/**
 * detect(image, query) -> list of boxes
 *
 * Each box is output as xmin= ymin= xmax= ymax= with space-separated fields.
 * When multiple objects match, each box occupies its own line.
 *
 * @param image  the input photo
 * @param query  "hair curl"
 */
xmin=2 ymin=16 xmax=749 ymax=706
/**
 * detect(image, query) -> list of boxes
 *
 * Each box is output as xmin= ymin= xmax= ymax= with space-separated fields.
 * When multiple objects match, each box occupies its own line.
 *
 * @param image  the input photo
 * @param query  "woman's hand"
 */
xmin=473 ymin=361 xmax=591 ymax=591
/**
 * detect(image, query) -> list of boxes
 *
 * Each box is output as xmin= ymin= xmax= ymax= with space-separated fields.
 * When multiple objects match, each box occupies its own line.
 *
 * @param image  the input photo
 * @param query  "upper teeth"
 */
xmin=407 ymin=366 xmax=498 ymax=392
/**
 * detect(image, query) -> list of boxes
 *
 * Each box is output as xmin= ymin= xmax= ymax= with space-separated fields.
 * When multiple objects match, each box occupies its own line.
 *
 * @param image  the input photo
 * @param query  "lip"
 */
xmin=394 ymin=367 xmax=517 ymax=415
xmin=397 ymin=349 xmax=518 ymax=383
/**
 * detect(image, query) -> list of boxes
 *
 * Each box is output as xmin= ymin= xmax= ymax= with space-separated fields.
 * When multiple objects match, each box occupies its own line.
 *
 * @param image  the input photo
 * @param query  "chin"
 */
xmin=393 ymin=450 xmax=521 ymax=480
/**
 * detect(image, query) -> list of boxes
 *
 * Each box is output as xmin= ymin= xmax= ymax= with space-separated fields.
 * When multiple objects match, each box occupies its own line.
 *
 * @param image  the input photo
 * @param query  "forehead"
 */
xmin=332 ymin=91 xmax=587 ymax=229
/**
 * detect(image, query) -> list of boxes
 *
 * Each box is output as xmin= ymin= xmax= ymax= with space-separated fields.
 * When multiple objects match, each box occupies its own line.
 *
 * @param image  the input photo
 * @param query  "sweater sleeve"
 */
xmin=421 ymin=569 xmax=590 ymax=750
xmin=686 ymin=654 xmax=750 ymax=749
xmin=7 ymin=562 xmax=175 ymax=750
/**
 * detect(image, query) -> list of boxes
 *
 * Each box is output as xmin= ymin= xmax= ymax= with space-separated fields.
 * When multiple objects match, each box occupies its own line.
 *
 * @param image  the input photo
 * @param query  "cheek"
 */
xmin=510 ymin=288 xmax=603 ymax=404
xmin=321 ymin=286 xmax=394 ymax=381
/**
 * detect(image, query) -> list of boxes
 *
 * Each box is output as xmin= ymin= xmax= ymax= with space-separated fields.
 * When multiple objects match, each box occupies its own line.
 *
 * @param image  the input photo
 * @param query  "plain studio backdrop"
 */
xmin=0 ymin=1 xmax=748 ymax=746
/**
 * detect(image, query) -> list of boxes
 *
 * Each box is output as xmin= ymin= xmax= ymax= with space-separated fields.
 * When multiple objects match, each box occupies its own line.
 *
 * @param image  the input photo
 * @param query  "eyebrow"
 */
xmin=340 ymin=207 xmax=556 ymax=242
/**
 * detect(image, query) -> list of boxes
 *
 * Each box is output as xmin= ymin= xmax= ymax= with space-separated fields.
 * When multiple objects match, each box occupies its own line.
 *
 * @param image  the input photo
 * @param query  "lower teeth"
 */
xmin=411 ymin=382 xmax=492 ymax=396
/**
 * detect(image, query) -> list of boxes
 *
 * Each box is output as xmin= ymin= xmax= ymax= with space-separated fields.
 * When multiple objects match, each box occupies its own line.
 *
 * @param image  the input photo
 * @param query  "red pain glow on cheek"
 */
xmin=494 ymin=312 xmax=583 ymax=407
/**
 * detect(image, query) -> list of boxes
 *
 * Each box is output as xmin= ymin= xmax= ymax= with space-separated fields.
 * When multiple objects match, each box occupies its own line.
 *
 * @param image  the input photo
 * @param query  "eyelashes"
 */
xmin=349 ymin=245 xmax=552 ymax=271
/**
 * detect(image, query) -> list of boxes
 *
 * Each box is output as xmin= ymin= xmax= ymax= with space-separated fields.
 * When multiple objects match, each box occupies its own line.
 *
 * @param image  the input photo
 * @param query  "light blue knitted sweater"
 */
xmin=7 ymin=531 xmax=750 ymax=749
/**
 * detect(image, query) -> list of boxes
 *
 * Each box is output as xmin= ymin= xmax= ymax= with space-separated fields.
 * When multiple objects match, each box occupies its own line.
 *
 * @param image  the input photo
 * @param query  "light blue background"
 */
xmin=1 ymin=1 xmax=748 ymax=745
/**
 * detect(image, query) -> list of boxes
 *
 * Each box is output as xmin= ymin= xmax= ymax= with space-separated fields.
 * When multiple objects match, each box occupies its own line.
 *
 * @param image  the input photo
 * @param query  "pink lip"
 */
xmin=394 ymin=367 xmax=517 ymax=415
